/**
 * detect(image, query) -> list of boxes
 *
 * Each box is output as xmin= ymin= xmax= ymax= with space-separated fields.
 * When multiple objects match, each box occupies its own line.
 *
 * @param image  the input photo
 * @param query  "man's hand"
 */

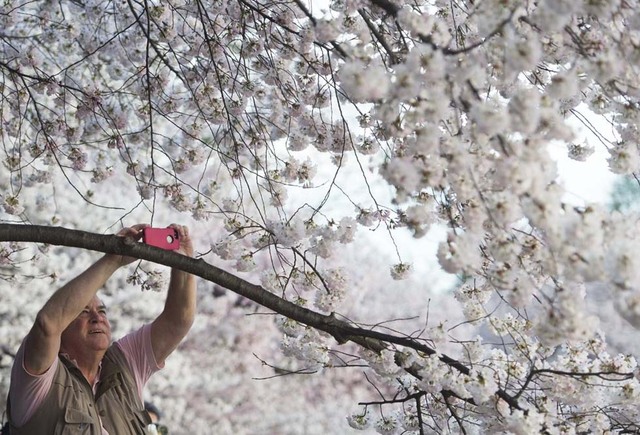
xmin=109 ymin=223 xmax=149 ymax=266
xmin=168 ymin=224 xmax=194 ymax=257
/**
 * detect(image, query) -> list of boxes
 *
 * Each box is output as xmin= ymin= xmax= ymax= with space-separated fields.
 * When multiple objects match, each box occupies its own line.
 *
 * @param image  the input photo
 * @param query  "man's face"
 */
xmin=60 ymin=296 xmax=112 ymax=356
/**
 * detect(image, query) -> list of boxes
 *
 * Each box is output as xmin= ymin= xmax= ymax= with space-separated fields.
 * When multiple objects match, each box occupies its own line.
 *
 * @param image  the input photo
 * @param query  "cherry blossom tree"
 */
xmin=2 ymin=0 xmax=640 ymax=433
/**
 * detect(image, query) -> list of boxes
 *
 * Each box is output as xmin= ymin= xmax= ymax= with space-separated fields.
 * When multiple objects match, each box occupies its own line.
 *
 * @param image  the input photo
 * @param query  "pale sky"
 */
xmin=551 ymin=105 xmax=619 ymax=205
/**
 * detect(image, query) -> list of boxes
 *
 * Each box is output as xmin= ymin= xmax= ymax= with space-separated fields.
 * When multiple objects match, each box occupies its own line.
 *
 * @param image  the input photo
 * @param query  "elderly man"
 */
xmin=7 ymin=224 xmax=196 ymax=434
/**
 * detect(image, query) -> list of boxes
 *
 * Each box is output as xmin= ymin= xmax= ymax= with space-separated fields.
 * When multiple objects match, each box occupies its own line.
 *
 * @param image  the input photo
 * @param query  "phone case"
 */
xmin=143 ymin=227 xmax=180 ymax=250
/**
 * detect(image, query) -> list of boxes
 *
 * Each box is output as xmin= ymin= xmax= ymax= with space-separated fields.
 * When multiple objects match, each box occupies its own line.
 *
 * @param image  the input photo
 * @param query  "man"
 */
xmin=7 ymin=224 xmax=196 ymax=434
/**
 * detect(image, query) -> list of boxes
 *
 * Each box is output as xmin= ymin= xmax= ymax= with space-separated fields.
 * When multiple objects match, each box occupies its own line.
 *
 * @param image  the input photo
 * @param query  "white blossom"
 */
xmin=347 ymin=411 xmax=372 ymax=430
xmin=567 ymin=141 xmax=595 ymax=162
xmin=211 ymin=239 xmax=243 ymax=260
xmin=235 ymin=253 xmax=256 ymax=272
xmin=390 ymin=262 xmax=412 ymax=280
xmin=3 ymin=196 xmax=24 ymax=215
xmin=338 ymin=60 xmax=390 ymax=102
xmin=374 ymin=416 xmax=399 ymax=435
xmin=275 ymin=316 xmax=305 ymax=337
xmin=508 ymin=87 xmax=541 ymax=134
xmin=608 ymin=141 xmax=640 ymax=174
xmin=267 ymin=219 xmax=306 ymax=248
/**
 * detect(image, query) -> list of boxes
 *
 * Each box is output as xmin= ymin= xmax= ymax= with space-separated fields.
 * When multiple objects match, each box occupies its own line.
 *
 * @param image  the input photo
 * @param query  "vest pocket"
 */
xmin=56 ymin=407 xmax=95 ymax=434
xmin=132 ymin=407 xmax=153 ymax=434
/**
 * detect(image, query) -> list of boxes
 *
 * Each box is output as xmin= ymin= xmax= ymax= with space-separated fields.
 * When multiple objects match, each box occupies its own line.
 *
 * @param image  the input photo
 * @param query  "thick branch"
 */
xmin=0 ymin=224 xmax=522 ymax=411
xmin=0 ymin=225 xmax=449 ymax=355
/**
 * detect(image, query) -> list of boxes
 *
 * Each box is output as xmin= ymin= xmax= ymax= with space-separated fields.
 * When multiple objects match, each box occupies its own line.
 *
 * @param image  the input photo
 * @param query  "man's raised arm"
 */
xmin=150 ymin=224 xmax=197 ymax=364
xmin=23 ymin=224 xmax=147 ymax=375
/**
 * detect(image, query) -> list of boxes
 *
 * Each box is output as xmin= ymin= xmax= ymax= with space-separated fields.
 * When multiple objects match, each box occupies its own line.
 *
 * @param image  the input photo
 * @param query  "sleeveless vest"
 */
xmin=8 ymin=345 xmax=151 ymax=434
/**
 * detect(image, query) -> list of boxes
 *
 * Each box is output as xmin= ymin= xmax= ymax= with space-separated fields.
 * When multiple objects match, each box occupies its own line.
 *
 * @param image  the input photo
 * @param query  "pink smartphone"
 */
xmin=143 ymin=227 xmax=180 ymax=250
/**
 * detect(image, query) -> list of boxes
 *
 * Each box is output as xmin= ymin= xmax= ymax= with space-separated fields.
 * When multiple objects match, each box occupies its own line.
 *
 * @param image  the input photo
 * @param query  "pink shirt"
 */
xmin=9 ymin=323 xmax=162 ymax=432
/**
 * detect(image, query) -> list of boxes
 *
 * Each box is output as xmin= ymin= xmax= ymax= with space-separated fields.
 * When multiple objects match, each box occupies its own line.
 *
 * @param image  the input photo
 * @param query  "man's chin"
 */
xmin=87 ymin=334 xmax=111 ymax=347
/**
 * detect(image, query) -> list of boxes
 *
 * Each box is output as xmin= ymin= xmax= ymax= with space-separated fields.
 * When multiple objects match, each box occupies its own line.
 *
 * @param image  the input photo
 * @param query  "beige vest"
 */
xmin=8 ymin=345 xmax=151 ymax=434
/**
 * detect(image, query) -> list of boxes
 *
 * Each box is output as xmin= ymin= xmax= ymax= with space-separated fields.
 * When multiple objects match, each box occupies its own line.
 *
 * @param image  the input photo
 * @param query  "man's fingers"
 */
xmin=116 ymin=224 xmax=149 ymax=239
xmin=129 ymin=223 xmax=149 ymax=238
xmin=167 ymin=224 xmax=194 ymax=256
xmin=169 ymin=223 xmax=189 ymax=239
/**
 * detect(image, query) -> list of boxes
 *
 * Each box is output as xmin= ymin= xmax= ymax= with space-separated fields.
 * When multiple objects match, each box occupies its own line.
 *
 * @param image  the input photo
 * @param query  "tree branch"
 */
xmin=0 ymin=223 xmax=523 ymax=411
